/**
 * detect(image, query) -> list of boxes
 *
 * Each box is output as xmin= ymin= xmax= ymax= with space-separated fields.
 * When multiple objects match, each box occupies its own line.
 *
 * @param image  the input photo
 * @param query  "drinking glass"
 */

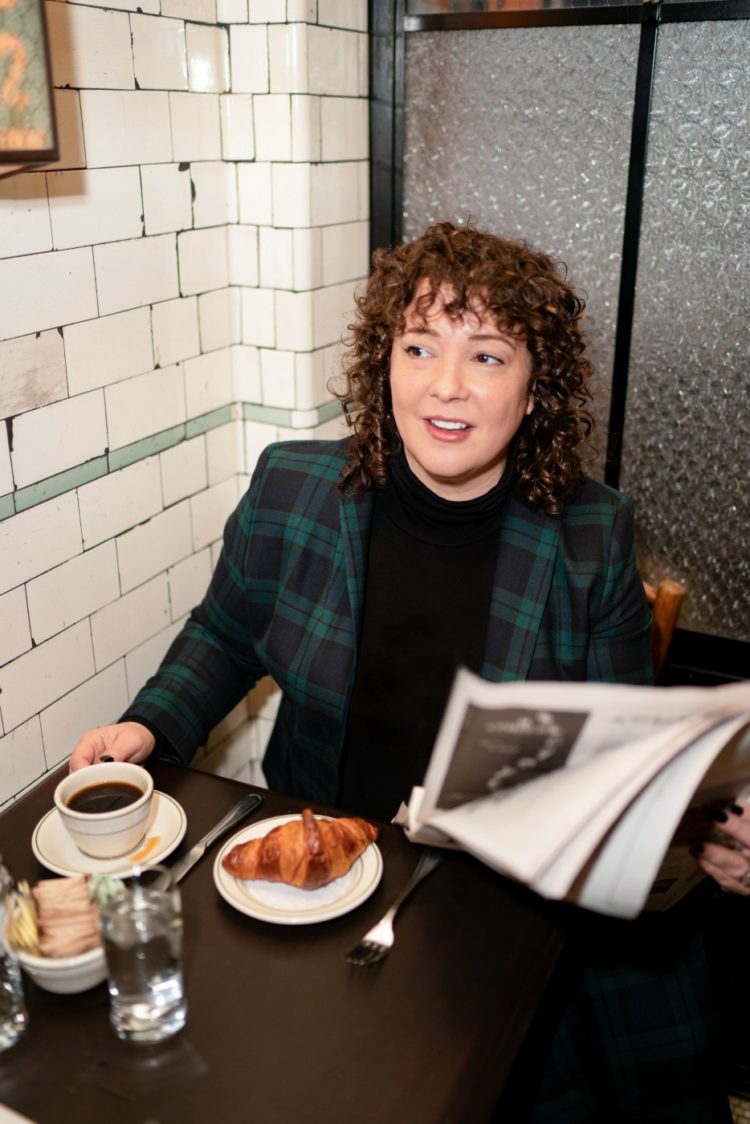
xmin=100 ymin=865 xmax=186 ymax=1043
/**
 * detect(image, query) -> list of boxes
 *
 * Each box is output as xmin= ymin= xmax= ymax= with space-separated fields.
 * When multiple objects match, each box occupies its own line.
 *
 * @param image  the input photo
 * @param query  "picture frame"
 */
xmin=0 ymin=0 xmax=58 ymax=175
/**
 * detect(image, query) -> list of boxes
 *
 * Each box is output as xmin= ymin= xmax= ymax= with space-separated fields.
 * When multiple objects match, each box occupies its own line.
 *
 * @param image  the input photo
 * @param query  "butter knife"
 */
xmin=169 ymin=792 xmax=264 ymax=884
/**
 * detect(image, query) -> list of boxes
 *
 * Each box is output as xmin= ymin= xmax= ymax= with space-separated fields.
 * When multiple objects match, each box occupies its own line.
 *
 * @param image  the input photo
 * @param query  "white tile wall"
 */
xmin=0 ymin=173 xmax=52 ymax=257
xmin=45 ymin=5 xmax=135 ymax=91
xmin=26 ymin=541 xmax=120 ymax=645
xmin=142 ymin=164 xmax=194 ymax=236
xmin=94 ymin=234 xmax=180 ymax=316
xmin=227 ymin=225 xmax=259 ymax=287
xmin=232 ymin=344 xmax=262 ymax=402
xmin=271 ymin=162 xmax=312 ymax=226
xmin=254 ymin=95 xmax=293 ymax=161
xmin=320 ymin=97 xmax=369 ymax=161
xmin=184 ymin=348 xmax=234 ymax=415
xmin=178 ymin=226 xmax=229 ymax=295
xmin=80 ymin=91 xmax=172 ymax=167
xmin=308 ymin=26 xmax=363 ymax=96
xmin=240 ymin=287 xmax=275 ymax=348
xmin=161 ymin=0 xmax=216 ymax=23
xmin=152 ymin=297 xmax=201 ymax=368
xmin=11 ymin=390 xmax=107 ymax=488
xmin=116 ymin=501 xmax=193 ymax=593
xmin=187 ymin=24 xmax=230 ymax=92
xmin=237 ymin=162 xmax=272 ymax=225
xmin=229 ymin=25 xmax=269 ymax=92
xmin=260 ymin=348 xmax=296 ymax=408
xmin=0 ymin=719 xmax=47 ymax=807
xmin=192 ymin=161 xmax=239 ymax=227
xmin=259 ymin=225 xmax=293 ymax=289
xmin=220 ymin=94 xmax=255 ymax=160
xmin=170 ymin=93 xmax=223 ymax=162
xmin=268 ymin=23 xmax=308 ymax=94
xmin=78 ymin=459 xmax=163 ymax=550
xmin=199 ymin=288 xmax=240 ymax=352
xmin=48 ymin=168 xmax=144 ymax=249
xmin=91 ymin=574 xmax=171 ymax=669
xmin=0 ymin=3 xmax=369 ymax=799
xmin=168 ymin=547 xmax=212 ymax=621
xmin=291 ymin=95 xmax=321 ymax=162
xmin=190 ymin=476 xmax=239 ymax=550
xmin=0 ymin=248 xmax=97 ymax=341
xmin=0 ymin=589 xmax=32 ymax=669
xmin=160 ymin=437 xmax=208 ymax=508
xmin=0 ymin=331 xmax=67 ymax=421
xmin=65 ymin=308 xmax=154 ymax=396
xmin=0 ymin=494 xmax=82 ymax=598
xmin=105 ymin=364 xmax=187 ymax=450
xmin=40 ymin=662 xmax=130 ymax=769
xmin=0 ymin=621 xmax=95 ymax=732
xmin=132 ymin=13 xmax=188 ymax=90
xmin=206 ymin=421 xmax=243 ymax=485
xmin=292 ymin=226 xmax=322 ymax=289
xmin=124 ymin=619 xmax=184 ymax=701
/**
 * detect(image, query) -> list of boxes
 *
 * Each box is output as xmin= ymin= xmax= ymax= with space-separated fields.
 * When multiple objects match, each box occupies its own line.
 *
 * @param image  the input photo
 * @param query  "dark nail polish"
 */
xmin=713 ymin=810 xmax=728 ymax=824
xmin=690 ymin=844 xmax=704 ymax=856
xmin=729 ymin=804 xmax=744 ymax=817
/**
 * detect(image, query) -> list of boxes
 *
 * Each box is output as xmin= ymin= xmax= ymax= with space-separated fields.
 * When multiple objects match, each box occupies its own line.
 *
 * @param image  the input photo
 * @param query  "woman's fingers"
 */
xmin=694 ymin=803 xmax=750 ymax=894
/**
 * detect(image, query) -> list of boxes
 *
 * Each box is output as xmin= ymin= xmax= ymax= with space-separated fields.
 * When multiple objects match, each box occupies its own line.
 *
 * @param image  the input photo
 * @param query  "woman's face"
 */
xmin=389 ymin=282 xmax=534 ymax=501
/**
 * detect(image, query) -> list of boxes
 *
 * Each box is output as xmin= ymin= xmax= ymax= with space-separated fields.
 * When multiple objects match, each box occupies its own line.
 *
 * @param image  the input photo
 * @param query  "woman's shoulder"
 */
xmin=562 ymin=475 xmax=635 ymax=520
xmin=255 ymin=437 xmax=350 ymax=479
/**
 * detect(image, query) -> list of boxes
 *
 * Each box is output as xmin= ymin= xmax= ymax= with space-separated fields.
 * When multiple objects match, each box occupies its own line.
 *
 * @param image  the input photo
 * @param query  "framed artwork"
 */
xmin=0 ymin=0 xmax=57 ymax=175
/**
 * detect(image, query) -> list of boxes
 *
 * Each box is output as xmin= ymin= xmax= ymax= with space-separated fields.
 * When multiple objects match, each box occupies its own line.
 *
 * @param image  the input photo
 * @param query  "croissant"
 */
xmin=221 ymin=809 xmax=378 ymax=890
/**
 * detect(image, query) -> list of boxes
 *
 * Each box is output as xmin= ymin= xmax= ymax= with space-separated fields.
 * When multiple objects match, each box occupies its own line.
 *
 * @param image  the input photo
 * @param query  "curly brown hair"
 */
xmin=334 ymin=220 xmax=595 ymax=515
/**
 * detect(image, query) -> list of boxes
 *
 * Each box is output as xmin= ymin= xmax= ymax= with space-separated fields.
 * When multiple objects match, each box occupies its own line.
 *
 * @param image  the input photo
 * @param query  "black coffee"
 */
xmin=67 ymin=781 xmax=144 ymax=814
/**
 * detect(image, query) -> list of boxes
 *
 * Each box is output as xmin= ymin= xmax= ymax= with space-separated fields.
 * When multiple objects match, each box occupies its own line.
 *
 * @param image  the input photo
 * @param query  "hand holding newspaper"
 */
xmin=401 ymin=671 xmax=750 ymax=918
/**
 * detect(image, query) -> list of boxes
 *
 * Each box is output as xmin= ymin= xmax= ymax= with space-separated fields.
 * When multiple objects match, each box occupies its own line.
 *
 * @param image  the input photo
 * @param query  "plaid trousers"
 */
xmin=497 ymin=892 xmax=732 ymax=1123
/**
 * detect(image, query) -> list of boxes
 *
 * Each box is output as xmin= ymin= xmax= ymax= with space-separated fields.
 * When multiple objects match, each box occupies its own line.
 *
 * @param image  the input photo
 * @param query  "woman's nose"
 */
xmin=429 ymin=357 xmax=467 ymax=399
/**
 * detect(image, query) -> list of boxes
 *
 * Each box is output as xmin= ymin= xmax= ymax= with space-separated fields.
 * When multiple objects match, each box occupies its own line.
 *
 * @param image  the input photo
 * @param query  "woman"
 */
xmin=71 ymin=222 xmax=744 ymax=1120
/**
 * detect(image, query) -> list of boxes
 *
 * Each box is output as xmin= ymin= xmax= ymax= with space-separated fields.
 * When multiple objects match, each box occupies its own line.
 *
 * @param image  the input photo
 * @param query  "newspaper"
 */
xmin=401 ymin=670 xmax=750 ymax=918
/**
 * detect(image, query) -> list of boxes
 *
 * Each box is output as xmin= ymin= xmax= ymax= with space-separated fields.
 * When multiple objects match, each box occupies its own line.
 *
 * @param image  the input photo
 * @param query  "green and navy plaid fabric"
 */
xmin=123 ymin=439 xmax=652 ymax=802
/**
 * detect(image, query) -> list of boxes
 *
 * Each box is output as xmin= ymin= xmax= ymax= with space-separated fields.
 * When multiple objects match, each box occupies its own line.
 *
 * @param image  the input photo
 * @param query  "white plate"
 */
xmin=213 ymin=813 xmax=383 ymax=925
xmin=32 ymin=791 xmax=187 ymax=877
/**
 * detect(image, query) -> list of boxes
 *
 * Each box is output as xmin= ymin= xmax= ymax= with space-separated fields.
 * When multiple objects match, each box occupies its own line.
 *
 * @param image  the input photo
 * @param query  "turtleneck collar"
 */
xmin=380 ymin=445 xmax=515 ymax=546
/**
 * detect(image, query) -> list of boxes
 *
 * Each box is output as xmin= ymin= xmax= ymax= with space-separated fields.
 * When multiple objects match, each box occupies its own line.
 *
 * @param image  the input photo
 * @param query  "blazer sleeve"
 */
xmin=585 ymin=493 xmax=653 ymax=684
xmin=120 ymin=456 xmax=272 ymax=765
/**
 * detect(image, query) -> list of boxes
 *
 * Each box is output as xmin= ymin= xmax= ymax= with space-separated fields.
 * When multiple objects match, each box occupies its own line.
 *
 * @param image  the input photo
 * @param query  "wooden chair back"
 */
xmin=643 ymin=579 xmax=686 ymax=682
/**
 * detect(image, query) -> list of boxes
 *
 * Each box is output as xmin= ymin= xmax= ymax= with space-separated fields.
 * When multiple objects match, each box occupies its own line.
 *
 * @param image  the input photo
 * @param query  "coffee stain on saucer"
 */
xmin=129 ymin=836 xmax=161 ymax=863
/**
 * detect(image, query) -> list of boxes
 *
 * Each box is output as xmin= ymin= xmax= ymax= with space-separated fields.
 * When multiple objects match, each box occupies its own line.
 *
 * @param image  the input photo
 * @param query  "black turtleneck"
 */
xmin=337 ymin=451 xmax=513 ymax=821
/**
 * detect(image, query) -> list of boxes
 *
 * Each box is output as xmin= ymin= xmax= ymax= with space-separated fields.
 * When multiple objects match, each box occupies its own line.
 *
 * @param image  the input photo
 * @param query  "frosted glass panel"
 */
xmin=403 ymin=27 xmax=639 ymax=468
xmin=620 ymin=22 xmax=750 ymax=642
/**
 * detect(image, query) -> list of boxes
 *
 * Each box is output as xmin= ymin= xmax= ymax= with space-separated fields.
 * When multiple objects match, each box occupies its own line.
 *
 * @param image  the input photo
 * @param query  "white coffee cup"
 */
xmin=54 ymin=762 xmax=154 ymax=859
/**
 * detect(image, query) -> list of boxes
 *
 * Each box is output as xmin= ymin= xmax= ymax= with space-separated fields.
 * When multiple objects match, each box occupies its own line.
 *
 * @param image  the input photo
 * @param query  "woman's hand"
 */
xmin=694 ymin=804 xmax=750 ymax=895
xmin=69 ymin=722 xmax=156 ymax=772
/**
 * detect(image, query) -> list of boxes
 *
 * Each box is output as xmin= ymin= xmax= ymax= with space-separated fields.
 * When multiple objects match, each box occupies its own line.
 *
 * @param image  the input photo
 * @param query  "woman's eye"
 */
xmin=475 ymin=352 xmax=504 ymax=366
xmin=404 ymin=344 xmax=429 ymax=358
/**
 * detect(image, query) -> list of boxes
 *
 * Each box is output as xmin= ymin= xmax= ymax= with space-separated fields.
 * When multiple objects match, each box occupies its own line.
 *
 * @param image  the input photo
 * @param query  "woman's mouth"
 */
xmin=425 ymin=417 xmax=472 ymax=439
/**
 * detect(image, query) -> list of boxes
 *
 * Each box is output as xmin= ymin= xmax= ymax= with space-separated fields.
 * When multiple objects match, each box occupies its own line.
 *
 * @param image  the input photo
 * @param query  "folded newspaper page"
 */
xmin=402 ymin=671 xmax=750 ymax=918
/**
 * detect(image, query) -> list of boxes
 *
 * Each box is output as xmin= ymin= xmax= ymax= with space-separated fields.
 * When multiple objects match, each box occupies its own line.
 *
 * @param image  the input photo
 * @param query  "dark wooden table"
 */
xmin=0 ymin=763 xmax=563 ymax=1124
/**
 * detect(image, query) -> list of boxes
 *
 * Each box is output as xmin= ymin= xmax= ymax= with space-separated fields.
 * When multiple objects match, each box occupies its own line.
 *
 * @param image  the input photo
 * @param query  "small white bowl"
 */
xmin=54 ymin=762 xmax=154 ymax=860
xmin=16 ymin=944 xmax=107 ymax=994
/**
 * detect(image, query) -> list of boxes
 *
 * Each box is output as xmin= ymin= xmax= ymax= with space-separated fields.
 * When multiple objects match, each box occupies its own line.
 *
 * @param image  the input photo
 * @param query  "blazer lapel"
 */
xmin=483 ymin=493 xmax=561 ymax=681
xmin=338 ymin=487 xmax=374 ymax=652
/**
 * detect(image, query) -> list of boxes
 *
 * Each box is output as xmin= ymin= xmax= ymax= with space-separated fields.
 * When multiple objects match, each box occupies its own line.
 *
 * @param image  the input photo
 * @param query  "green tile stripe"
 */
xmin=0 ymin=400 xmax=344 ymax=522
xmin=14 ymin=455 xmax=109 ymax=513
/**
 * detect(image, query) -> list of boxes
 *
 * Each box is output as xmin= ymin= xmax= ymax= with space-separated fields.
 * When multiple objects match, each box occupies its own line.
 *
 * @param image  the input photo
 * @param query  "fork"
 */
xmin=345 ymin=847 xmax=443 ymax=967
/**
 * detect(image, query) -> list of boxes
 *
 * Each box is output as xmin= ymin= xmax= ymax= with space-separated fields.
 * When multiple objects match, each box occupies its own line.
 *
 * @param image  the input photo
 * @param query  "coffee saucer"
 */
xmin=32 ymin=792 xmax=187 ymax=877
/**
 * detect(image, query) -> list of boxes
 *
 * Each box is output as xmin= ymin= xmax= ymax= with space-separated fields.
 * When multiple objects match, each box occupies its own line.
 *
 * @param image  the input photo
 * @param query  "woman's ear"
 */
xmin=525 ymin=384 xmax=536 ymax=415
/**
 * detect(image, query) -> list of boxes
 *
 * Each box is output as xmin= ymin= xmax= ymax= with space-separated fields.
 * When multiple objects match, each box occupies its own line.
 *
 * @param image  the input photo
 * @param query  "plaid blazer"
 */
xmin=124 ymin=439 xmax=652 ymax=802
